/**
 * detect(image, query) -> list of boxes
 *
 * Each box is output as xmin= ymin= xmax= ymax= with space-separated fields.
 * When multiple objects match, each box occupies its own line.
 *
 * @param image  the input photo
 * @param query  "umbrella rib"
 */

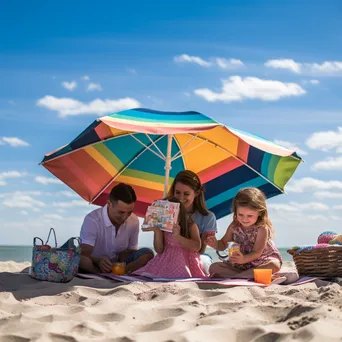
xmin=91 ymin=135 xmax=166 ymax=204
xmin=187 ymin=133 xmax=285 ymax=194
xmin=144 ymin=134 xmax=166 ymax=159
xmin=171 ymin=133 xmax=200 ymax=161
xmin=129 ymin=134 xmax=166 ymax=161
xmin=170 ymin=135 xmax=186 ymax=169
xmin=172 ymin=140 xmax=207 ymax=162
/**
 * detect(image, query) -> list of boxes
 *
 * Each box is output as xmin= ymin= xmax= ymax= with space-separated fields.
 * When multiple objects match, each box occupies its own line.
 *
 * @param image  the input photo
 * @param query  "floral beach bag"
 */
xmin=31 ymin=228 xmax=81 ymax=283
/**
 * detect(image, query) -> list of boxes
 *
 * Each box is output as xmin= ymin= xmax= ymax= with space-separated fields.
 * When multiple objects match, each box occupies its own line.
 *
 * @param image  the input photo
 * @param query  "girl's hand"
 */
xmin=205 ymin=236 xmax=217 ymax=249
xmin=172 ymin=223 xmax=181 ymax=237
xmin=229 ymin=251 xmax=245 ymax=264
xmin=141 ymin=226 xmax=160 ymax=233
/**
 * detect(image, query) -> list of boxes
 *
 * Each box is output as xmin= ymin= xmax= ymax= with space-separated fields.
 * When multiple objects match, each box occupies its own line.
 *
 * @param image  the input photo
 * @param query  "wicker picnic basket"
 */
xmin=287 ymin=247 xmax=342 ymax=277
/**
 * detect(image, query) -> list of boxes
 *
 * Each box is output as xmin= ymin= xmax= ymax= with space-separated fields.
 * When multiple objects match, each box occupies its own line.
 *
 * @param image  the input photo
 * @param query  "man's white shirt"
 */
xmin=80 ymin=204 xmax=139 ymax=259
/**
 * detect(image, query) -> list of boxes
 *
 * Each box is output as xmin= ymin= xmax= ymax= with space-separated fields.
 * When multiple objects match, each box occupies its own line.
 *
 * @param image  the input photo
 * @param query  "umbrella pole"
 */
xmin=163 ymin=134 xmax=173 ymax=198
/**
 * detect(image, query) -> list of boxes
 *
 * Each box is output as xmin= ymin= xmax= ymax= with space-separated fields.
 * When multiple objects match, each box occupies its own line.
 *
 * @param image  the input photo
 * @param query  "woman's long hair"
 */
xmin=167 ymin=170 xmax=209 ymax=215
xmin=167 ymin=196 xmax=193 ymax=238
xmin=231 ymin=187 xmax=275 ymax=238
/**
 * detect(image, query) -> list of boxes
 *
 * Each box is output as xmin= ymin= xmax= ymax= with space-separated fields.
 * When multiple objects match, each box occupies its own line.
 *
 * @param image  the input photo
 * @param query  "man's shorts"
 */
xmin=122 ymin=247 xmax=154 ymax=264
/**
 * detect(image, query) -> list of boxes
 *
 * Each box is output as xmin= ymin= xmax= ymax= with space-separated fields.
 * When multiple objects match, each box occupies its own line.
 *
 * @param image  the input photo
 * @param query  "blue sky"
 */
xmin=1 ymin=0 xmax=342 ymax=247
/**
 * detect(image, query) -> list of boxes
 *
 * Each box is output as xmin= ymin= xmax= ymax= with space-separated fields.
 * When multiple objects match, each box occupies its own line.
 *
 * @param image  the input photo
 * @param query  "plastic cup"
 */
xmin=112 ymin=262 xmax=126 ymax=275
xmin=253 ymin=269 xmax=272 ymax=285
xmin=228 ymin=243 xmax=240 ymax=257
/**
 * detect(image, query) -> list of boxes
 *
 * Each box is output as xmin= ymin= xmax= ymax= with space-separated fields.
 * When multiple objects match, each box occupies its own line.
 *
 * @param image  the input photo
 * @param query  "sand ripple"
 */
xmin=1 ymin=261 xmax=342 ymax=341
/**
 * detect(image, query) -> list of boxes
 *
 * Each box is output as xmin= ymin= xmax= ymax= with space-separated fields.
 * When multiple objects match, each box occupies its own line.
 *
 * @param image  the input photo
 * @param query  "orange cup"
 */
xmin=253 ymin=269 xmax=272 ymax=285
xmin=112 ymin=262 xmax=126 ymax=275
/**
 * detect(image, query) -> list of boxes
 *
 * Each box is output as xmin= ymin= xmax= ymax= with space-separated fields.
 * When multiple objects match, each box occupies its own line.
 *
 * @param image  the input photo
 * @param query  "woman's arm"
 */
xmin=173 ymin=223 xmax=201 ymax=252
xmin=230 ymin=226 xmax=268 ymax=264
xmin=199 ymin=212 xmax=217 ymax=254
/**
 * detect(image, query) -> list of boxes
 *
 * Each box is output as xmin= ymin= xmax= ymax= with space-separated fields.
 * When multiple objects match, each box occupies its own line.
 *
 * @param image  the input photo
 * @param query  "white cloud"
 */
xmin=269 ymin=201 xmax=329 ymax=212
xmin=3 ymin=194 xmax=45 ymax=209
xmin=87 ymin=83 xmax=103 ymax=92
xmin=174 ymin=54 xmax=244 ymax=70
xmin=309 ymin=79 xmax=320 ymax=85
xmin=306 ymin=214 xmax=329 ymax=221
xmin=43 ymin=213 xmax=63 ymax=220
xmin=309 ymin=61 xmax=342 ymax=73
xmin=301 ymin=79 xmax=320 ymax=85
xmin=35 ymin=176 xmax=63 ymax=185
xmin=306 ymin=127 xmax=342 ymax=152
xmin=53 ymin=200 xmax=90 ymax=208
xmin=20 ymin=210 xmax=28 ymax=215
xmin=333 ymin=205 xmax=342 ymax=210
xmin=59 ymin=191 xmax=78 ymax=197
xmin=0 ymin=137 xmax=30 ymax=147
xmin=0 ymin=190 xmax=41 ymax=198
xmin=285 ymin=177 xmax=342 ymax=193
xmin=265 ymin=59 xmax=342 ymax=75
xmin=126 ymin=68 xmax=137 ymax=74
xmin=61 ymin=81 xmax=77 ymax=91
xmin=174 ymin=54 xmax=212 ymax=67
xmin=265 ymin=59 xmax=301 ymax=73
xmin=314 ymin=191 xmax=342 ymax=199
xmin=194 ymin=76 xmax=306 ymax=102
xmin=0 ymin=171 xmax=28 ymax=186
xmin=273 ymin=139 xmax=307 ymax=155
xmin=36 ymin=95 xmax=141 ymax=117
xmin=268 ymin=203 xmax=298 ymax=212
xmin=312 ymin=156 xmax=342 ymax=171
xmin=81 ymin=75 xmax=90 ymax=81
xmin=215 ymin=58 xmax=244 ymax=69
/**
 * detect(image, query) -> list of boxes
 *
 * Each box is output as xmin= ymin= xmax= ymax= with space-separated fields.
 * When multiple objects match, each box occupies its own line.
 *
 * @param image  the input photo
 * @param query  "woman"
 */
xmin=167 ymin=170 xmax=217 ymax=274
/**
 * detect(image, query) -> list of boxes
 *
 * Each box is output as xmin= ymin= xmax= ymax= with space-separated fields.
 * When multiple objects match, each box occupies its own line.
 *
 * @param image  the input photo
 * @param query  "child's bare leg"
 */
xmin=237 ymin=260 xmax=281 ymax=279
xmin=209 ymin=262 xmax=240 ymax=278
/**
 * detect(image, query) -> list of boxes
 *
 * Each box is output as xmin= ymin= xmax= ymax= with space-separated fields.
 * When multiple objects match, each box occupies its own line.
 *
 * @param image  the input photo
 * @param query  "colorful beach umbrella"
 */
xmin=41 ymin=108 xmax=302 ymax=219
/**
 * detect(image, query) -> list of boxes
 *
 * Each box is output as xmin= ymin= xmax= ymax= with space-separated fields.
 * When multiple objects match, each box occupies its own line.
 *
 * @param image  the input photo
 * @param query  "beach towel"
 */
xmin=77 ymin=272 xmax=317 ymax=287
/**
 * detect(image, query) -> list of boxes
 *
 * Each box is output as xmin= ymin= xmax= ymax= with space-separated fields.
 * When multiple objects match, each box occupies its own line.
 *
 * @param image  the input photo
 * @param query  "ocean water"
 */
xmin=0 ymin=245 xmax=293 ymax=263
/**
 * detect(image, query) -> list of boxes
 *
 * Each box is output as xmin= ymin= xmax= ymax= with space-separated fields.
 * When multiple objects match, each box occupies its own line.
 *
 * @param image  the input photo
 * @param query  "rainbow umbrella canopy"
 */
xmin=41 ymin=108 xmax=302 ymax=219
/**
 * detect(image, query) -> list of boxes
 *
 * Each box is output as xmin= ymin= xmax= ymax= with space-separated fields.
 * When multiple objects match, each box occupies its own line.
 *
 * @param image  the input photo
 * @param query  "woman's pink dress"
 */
xmin=134 ymin=232 xmax=207 ymax=278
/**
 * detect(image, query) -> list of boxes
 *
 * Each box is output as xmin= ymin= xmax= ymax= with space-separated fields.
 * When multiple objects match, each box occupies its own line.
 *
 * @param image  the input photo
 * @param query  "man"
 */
xmin=80 ymin=183 xmax=154 ymax=274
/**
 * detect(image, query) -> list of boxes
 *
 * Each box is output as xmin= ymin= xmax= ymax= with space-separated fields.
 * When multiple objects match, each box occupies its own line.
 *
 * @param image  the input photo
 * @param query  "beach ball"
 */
xmin=317 ymin=231 xmax=337 ymax=244
xmin=329 ymin=234 xmax=342 ymax=245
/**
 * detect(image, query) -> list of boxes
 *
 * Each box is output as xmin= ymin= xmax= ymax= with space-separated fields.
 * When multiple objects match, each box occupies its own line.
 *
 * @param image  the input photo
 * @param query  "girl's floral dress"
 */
xmin=226 ymin=224 xmax=282 ymax=270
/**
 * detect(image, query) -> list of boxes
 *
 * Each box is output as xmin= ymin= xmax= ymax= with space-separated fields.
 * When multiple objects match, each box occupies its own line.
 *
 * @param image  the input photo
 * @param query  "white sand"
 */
xmin=1 ymin=262 xmax=342 ymax=342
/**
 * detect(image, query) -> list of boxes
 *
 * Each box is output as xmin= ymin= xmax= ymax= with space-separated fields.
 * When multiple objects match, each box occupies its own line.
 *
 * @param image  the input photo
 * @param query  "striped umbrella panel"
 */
xmin=42 ymin=108 xmax=302 ymax=219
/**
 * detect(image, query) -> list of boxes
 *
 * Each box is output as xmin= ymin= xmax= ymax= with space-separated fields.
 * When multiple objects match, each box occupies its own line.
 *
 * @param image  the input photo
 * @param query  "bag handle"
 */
xmin=216 ymin=250 xmax=228 ymax=260
xmin=33 ymin=237 xmax=44 ymax=246
xmin=45 ymin=228 xmax=58 ymax=248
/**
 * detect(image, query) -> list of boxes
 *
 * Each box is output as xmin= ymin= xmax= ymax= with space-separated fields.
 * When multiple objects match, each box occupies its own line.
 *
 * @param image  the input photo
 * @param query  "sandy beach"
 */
xmin=1 ymin=262 xmax=342 ymax=342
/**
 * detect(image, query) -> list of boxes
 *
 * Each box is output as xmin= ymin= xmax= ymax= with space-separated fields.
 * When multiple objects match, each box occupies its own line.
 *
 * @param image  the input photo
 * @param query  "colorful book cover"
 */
xmin=141 ymin=200 xmax=180 ymax=233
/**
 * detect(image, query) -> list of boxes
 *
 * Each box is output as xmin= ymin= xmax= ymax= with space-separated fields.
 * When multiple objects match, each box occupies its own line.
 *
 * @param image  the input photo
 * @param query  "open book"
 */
xmin=141 ymin=200 xmax=180 ymax=233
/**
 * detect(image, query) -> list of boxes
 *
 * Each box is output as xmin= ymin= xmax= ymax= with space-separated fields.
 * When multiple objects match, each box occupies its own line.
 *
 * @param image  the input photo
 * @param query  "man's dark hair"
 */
xmin=109 ymin=183 xmax=136 ymax=204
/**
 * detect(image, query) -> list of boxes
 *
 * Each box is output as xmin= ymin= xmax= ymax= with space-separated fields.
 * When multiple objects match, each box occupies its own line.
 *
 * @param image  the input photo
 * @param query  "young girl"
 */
xmin=206 ymin=187 xmax=282 ymax=279
xmin=168 ymin=170 xmax=217 ymax=274
xmin=134 ymin=197 xmax=207 ymax=278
